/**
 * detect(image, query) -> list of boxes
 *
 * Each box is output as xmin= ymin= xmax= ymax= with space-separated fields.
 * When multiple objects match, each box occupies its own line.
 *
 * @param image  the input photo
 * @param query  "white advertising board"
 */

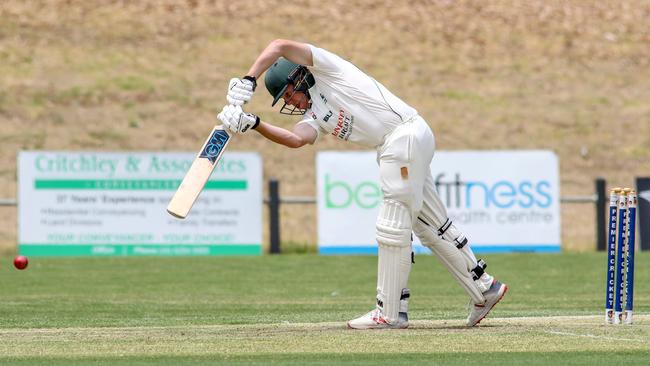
xmin=317 ymin=151 xmax=561 ymax=254
xmin=18 ymin=151 xmax=262 ymax=256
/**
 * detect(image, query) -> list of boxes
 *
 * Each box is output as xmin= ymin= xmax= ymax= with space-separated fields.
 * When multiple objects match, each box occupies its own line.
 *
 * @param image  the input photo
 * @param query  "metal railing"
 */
xmin=0 ymin=199 xmax=17 ymax=206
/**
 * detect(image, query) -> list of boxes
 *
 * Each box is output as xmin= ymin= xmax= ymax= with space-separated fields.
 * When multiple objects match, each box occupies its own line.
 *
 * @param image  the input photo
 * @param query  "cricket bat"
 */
xmin=167 ymin=125 xmax=232 ymax=219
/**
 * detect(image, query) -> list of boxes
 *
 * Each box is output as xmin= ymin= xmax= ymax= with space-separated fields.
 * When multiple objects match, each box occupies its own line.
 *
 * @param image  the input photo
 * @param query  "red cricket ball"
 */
xmin=14 ymin=255 xmax=28 ymax=270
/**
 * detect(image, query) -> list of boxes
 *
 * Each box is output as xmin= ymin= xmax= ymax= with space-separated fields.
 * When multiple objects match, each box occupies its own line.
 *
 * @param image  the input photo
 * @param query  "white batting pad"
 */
xmin=413 ymin=220 xmax=485 ymax=305
xmin=376 ymin=199 xmax=412 ymax=323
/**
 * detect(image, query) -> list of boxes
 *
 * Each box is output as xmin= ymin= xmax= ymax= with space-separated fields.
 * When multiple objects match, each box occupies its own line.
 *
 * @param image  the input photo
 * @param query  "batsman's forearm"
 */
xmin=246 ymin=42 xmax=284 ymax=78
xmin=246 ymin=39 xmax=313 ymax=78
xmin=255 ymin=121 xmax=305 ymax=148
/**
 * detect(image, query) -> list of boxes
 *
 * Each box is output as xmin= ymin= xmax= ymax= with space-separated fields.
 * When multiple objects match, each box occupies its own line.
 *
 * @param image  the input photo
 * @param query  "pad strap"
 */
xmin=438 ymin=218 xmax=452 ymax=236
xmin=471 ymin=259 xmax=487 ymax=281
xmin=377 ymin=289 xmax=410 ymax=308
xmin=419 ymin=216 xmax=467 ymax=250
xmin=455 ymin=237 xmax=468 ymax=249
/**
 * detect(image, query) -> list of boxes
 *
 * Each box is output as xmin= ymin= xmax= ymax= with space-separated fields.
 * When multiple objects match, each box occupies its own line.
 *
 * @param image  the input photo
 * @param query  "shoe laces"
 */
xmin=369 ymin=308 xmax=387 ymax=324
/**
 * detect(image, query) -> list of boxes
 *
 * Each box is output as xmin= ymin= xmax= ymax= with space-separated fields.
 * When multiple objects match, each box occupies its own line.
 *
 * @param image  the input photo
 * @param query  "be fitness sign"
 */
xmin=317 ymin=151 xmax=561 ymax=254
xmin=18 ymin=151 xmax=262 ymax=256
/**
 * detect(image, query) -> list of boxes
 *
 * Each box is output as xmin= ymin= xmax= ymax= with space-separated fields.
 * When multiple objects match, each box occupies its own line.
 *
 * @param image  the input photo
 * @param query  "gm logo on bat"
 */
xmin=200 ymin=129 xmax=230 ymax=164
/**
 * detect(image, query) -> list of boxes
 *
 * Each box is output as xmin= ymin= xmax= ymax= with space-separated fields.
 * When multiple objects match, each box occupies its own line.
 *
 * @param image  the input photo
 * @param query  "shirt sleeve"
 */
xmin=296 ymin=111 xmax=323 ymax=145
xmin=307 ymin=44 xmax=344 ymax=76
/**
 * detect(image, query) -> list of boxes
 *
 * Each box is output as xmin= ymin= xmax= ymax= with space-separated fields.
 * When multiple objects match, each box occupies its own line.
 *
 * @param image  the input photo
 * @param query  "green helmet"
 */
xmin=264 ymin=57 xmax=315 ymax=107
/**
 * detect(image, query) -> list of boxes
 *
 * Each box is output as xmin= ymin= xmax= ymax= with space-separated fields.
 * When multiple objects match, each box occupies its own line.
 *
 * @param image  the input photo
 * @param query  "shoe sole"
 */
xmin=346 ymin=321 xmax=409 ymax=330
xmin=469 ymin=284 xmax=508 ymax=327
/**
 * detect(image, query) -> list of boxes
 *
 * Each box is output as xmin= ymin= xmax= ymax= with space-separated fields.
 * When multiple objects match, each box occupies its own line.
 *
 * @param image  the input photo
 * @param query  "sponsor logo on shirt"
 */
xmin=332 ymin=109 xmax=354 ymax=141
xmin=310 ymin=112 xmax=317 ymax=120
xmin=323 ymin=110 xmax=333 ymax=123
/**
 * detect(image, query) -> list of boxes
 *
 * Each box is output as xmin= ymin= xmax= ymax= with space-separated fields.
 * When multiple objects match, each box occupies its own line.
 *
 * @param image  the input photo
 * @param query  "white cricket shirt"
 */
xmin=298 ymin=45 xmax=418 ymax=148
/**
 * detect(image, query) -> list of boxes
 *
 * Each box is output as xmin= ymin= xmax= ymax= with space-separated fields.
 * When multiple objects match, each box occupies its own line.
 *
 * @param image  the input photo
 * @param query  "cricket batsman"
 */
xmin=217 ymin=39 xmax=508 ymax=329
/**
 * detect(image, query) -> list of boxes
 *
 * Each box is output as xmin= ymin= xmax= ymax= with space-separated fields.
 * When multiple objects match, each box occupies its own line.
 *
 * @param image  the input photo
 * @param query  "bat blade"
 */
xmin=167 ymin=125 xmax=231 ymax=219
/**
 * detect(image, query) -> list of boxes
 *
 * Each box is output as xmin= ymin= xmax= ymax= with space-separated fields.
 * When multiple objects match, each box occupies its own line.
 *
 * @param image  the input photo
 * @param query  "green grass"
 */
xmin=0 ymin=253 xmax=648 ymax=365
xmin=3 ymin=352 xmax=650 ymax=366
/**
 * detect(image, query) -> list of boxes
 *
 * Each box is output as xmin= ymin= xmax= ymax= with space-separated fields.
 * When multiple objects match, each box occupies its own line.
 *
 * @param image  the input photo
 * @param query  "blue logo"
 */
xmin=200 ymin=129 xmax=230 ymax=164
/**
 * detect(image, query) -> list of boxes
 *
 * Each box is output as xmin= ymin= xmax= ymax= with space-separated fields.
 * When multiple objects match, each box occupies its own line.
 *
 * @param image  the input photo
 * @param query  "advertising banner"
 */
xmin=317 ymin=151 xmax=561 ymax=254
xmin=18 ymin=151 xmax=262 ymax=256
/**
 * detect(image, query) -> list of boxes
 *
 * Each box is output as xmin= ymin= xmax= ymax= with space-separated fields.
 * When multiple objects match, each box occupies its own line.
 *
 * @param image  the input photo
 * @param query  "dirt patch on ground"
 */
xmin=1 ymin=315 xmax=648 ymax=357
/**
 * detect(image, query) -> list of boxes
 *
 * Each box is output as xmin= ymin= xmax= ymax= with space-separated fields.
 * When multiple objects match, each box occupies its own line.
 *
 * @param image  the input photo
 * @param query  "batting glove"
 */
xmin=226 ymin=76 xmax=256 ymax=106
xmin=217 ymin=105 xmax=260 ymax=134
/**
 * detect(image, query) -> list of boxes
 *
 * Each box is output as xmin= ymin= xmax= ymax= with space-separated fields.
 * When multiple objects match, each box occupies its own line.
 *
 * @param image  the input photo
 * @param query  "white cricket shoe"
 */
xmin=466 ymin=279 xmax=508 ymax=327
xmin=348 ymin=289 xmax=410 ymax=330
xmin=347 ymin=307 xmax=409 ymax=330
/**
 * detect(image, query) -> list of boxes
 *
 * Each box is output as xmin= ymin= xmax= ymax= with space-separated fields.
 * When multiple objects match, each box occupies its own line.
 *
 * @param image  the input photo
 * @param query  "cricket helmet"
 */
xmin=264 ymin=57 xmax=315 ymax=114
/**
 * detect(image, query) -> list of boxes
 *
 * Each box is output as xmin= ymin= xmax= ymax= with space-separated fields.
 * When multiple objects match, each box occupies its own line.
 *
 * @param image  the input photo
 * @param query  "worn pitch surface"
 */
xmin=0 ymin=253 xmax=648 ymax=365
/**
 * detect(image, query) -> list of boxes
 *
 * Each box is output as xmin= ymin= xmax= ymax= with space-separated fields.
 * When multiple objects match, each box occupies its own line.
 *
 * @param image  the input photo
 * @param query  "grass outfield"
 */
xmin=0 ymin=253 xmax=648 ymax=365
